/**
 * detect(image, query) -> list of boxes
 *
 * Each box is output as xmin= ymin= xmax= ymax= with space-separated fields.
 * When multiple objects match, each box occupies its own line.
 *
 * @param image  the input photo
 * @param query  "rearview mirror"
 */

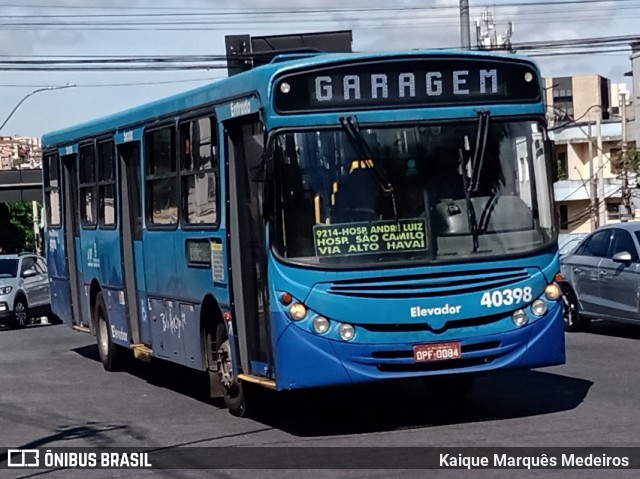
xmin=612 ymin=251 xmax=633 ymax=264
xmin=22 ymin=268 xmax=37 ymax=278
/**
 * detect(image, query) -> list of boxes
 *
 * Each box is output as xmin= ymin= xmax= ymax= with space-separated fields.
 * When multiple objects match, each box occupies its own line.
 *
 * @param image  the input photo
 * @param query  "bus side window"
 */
xmin=179 ymin=117 xmax=218 ymax=225
xmin=79 ymin=143 xmax=97 ymax=227
xmin=97 ymin=139 xmax=117 ymax=228
xmin=145 ymin=126 xmax=178 ymax=226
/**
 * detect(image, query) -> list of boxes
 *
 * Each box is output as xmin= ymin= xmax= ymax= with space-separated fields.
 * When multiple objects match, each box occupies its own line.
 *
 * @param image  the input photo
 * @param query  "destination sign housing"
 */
xmin=274 ymin=56 xmax=540 ymax=113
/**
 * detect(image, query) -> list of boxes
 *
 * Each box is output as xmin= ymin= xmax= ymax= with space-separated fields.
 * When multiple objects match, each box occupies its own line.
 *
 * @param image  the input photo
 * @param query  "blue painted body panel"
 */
xmin=45 ymin=227 xmax=71 ymax=323
xmin=102 ymin=287 xmax=129 ymax=346
xmin=49 ymin=278 xmax=72 ymax=325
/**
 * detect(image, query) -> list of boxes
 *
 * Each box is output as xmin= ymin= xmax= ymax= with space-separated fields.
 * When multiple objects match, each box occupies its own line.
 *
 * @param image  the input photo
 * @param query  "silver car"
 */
xmin=0 ymin=253 xmax=52 ymax=328
xmin=560 ymin=222 xmax=640 ymax=331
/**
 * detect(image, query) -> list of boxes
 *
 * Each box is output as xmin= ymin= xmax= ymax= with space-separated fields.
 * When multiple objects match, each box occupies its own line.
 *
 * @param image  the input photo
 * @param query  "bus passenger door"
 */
xmin=61 ymin=153 xmax=84 ymax=328
xmin=225 ymin=115 xmax=273 ymax=378
xmin=117 ymin=141 xmax=151 ymax=345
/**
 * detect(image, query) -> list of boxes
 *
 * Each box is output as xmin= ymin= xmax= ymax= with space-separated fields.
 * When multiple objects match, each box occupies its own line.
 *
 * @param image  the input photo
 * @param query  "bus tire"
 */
xmin=215 ymin=322 xmax=248 ymax=417
xmin=561 ymin=284 xmax=590 ymax=332
xmin=94 ymin=292 xmax=123 ymax=371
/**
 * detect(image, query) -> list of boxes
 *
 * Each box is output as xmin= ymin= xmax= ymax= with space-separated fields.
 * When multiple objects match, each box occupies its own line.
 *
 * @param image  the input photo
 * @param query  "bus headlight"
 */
xmin=289 ymin=302 xmax=307 ymax=321
xmin=531 ymin=299 xmax=548 ymax=316
xmin=338 ymin=323 xmax=356 ymax=341
xmin=544 ymin=283 xmax=561 ymax=301
xmin=512 ymin=309 xmax=528 ymax=327
xmin=312 ymin=316 xmax=330 ymax=334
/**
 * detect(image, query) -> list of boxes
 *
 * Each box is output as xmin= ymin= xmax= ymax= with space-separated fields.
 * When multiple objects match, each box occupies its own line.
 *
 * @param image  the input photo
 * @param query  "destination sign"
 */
xmin=313 ymin=219 xmax=427 ymax=257
xmin=186 ymin=239 xmax=210 ymax=266
xmin=274 ymin=57 xmax=540 ymax=113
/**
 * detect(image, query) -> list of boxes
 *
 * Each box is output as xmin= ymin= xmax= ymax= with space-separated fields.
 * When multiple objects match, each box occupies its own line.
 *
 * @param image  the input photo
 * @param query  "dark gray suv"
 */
xmin=0 ymin=253 xmax=51 ymax=328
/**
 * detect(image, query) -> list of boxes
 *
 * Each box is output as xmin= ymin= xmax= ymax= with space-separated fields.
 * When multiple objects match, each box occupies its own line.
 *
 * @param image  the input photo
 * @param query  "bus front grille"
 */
xmin=327 ymin=267 xmax=530 ymax=299
xmin=359 ymin=314 xmax=505 ymax=333
xmin=371 ymin=341 xmax=501 ymax=359
xmin=376 ymin=355 xmax=497 ymax=373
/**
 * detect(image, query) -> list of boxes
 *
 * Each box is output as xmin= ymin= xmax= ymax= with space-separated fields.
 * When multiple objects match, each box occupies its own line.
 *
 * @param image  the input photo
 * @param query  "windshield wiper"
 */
xmin=339 ymin=116 xmax=398 ymax=220
xmin=471 ymin=110 xmax=503 ymax=234
xmin=460 ymin=110 xmax=492 ymax=251
xmin=469 ymin=110 xmax=490 ymax=192
xmin=459 ymin=144 xmax=480 ymax=252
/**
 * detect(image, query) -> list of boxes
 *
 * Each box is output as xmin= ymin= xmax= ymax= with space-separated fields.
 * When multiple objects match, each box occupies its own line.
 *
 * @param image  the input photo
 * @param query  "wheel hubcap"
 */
xmin=98 ymin=315 xmax=109 ymax=357
xmin=15 ymin=303 xmax=26 ymax=326
xmin=217 ymin=340 xmax=234 ymax=389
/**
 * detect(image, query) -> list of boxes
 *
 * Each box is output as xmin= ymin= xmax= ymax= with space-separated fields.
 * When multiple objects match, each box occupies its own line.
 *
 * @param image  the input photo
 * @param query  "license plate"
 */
xmin=413 ymin=342 xmax=462 ymax=362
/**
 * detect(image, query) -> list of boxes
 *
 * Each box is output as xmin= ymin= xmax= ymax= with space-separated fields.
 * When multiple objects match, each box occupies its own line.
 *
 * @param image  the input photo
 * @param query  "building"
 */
xmin=0 ymin=135 xmax=42 ymax=170
xmin=545 ymin=75 xmax=634 ymax=233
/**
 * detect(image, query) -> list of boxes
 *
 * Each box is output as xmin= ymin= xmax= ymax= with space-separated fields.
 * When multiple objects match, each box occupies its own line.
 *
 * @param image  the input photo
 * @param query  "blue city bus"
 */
xmin=42 ymin=48 xmax=565 ymax=416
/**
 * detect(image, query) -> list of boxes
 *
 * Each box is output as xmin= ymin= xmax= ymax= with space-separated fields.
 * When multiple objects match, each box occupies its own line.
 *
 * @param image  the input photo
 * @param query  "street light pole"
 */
xmin=0 ymin=83 xmax=76 ymax=133
xmin=0 ymin=83 xmax=75 ymax=254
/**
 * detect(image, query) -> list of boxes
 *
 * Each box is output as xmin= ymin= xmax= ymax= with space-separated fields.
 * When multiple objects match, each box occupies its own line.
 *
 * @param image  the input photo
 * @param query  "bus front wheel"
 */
xmin=215 ymin=322 xmax=248 ymax=417
xmin=95 ymin=292 xmax=123 ymax=371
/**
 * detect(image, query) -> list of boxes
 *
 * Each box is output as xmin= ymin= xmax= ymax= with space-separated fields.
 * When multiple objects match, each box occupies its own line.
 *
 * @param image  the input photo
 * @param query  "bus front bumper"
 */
xmin=272 ymin=303 xmax=565 ymax=390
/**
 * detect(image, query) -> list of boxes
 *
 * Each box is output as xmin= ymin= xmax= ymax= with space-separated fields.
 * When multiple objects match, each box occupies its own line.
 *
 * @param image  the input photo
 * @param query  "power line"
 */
xmin=0 ymin=33 xmax=636 ymax=66
xmin=3 ymin=2 xmax=640 ymax=19
xmin=0 ymin=77 xmax=224 ymax=88
xmin=0 ymin=0 xmax=638 ymax=11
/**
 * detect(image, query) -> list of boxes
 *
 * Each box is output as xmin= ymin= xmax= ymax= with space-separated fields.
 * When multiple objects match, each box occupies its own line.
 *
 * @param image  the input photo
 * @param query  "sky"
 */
xmin=0 ymin=0 xmax=638 ymax=138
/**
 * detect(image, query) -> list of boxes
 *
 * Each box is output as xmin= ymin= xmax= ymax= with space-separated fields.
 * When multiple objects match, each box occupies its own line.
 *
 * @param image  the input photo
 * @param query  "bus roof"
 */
xmin=41 ymin=48 xmax=539 ymax=147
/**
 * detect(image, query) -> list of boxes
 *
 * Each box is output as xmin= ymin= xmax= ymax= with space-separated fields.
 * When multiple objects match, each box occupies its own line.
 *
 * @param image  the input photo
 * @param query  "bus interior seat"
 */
xmin=331 ymin=166 xmax=380 ymax=223
xmin=434 ymin=195 xmax=534 ymax=235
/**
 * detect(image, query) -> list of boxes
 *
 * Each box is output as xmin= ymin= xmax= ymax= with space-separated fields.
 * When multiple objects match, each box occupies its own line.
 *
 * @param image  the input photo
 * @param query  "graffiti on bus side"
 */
xmin=161 ymin=311 xmax=186 ymax=338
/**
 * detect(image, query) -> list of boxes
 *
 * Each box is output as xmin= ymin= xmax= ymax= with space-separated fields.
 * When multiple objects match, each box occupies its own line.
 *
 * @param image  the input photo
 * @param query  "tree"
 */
xmin=0 ymin=201 xmax=40 ymax=253
xmin=610 ymin=147 xmax=640 ymax=177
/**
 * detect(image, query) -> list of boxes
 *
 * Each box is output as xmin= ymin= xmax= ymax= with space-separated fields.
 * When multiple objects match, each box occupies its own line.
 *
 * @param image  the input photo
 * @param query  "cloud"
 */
xmin=1 ymin=0 xmax=636 ymax=136
xmin=0 ymin=0 xmax=137 ymax=55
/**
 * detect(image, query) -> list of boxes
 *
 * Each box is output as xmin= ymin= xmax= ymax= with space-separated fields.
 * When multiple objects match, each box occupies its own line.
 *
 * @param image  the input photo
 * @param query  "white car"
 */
xmin=0 ymin=253 xmax=53 ymax=328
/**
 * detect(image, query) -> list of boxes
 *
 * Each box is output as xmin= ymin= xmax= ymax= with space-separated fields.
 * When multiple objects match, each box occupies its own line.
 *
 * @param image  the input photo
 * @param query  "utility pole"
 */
xmin=597 ymin=109 xmax=606 ymax=227
xmin=588 ymin=122 xmax=598 ymax=230
xmin=619 ymin=92 xmax=631 ymax=221
xmin=460 ymin=0 xmax=471 ymax=49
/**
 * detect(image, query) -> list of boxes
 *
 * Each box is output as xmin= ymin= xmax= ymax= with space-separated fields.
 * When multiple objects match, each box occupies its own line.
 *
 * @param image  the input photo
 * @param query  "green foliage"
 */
xmin=611 ymin=148 xmax=640 ymax=176
xmin=556 ymin=158 xmax=568 ymax=180
xmin=0 ymin=201 xmax=41 ymax=253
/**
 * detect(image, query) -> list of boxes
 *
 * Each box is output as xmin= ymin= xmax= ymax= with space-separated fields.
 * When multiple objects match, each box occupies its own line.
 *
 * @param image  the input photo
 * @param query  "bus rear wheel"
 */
xmin=94 ymin=292 xmax=123 ymax=371
xmin=215 ymin=322 xmax=248 ymax=417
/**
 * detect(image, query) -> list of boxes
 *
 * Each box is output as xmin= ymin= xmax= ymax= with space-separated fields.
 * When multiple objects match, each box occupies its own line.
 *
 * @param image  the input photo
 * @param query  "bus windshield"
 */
xmin=273 ymin=119 xmax=555 ymax=267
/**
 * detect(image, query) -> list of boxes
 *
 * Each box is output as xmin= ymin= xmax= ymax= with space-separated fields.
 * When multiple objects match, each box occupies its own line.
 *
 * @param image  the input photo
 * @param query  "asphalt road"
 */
xmin=1 ymin=320 xmax=640 ymax=479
